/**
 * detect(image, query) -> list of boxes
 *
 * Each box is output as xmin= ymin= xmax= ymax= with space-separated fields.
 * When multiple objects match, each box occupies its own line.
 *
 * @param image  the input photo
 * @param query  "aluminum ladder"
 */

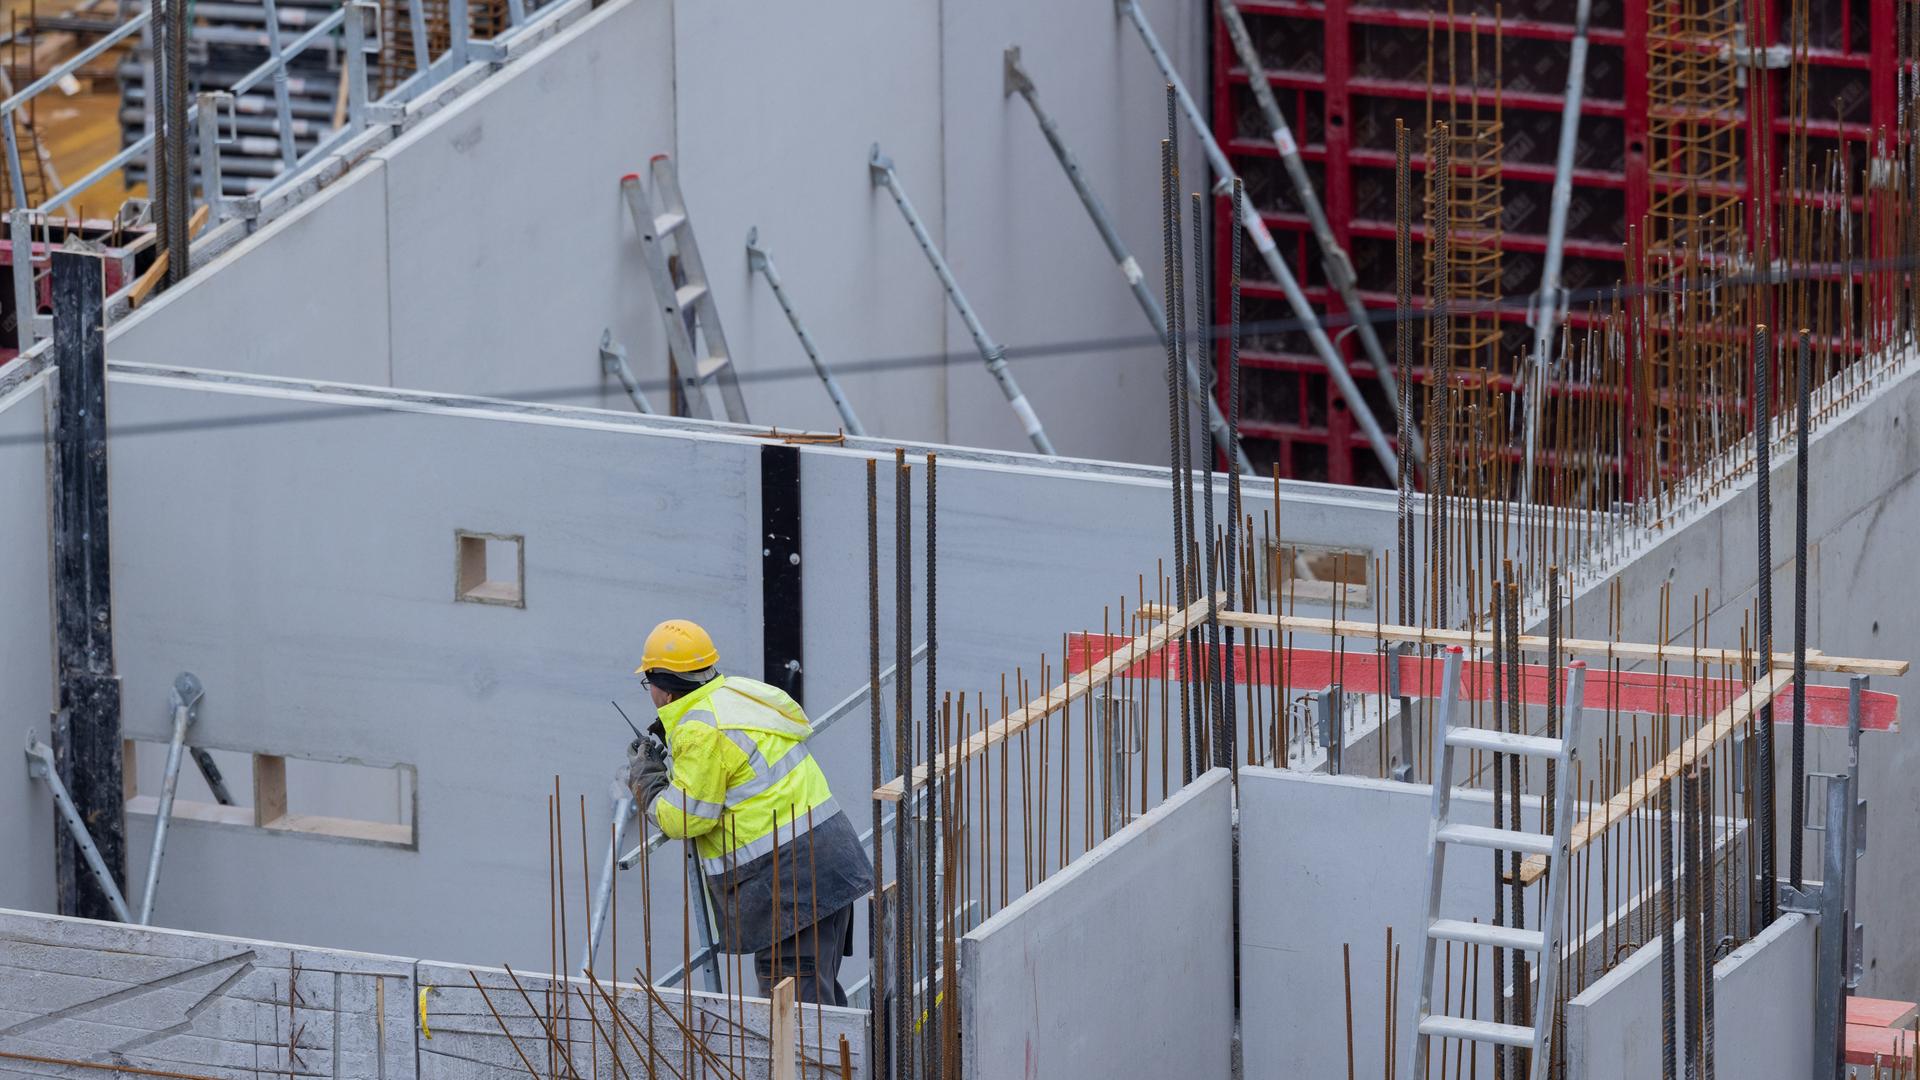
xmin=621 ymin=155 xmax=750 ymax=423
xmin=1411 ymin=648 xmax=1588 ymax=1080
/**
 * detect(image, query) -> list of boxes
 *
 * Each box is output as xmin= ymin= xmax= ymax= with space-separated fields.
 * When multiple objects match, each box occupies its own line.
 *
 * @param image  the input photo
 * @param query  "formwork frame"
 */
xmin=1212 ymin=0 xmax=1900 ymax=491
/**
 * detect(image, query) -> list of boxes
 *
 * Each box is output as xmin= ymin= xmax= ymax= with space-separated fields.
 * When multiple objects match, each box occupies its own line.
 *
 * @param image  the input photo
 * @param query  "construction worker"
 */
xmin=628 ymin=618 xmax=873 ymax=1005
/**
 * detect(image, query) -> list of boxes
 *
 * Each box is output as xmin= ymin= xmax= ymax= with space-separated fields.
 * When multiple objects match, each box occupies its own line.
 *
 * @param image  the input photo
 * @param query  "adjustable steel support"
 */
xmin=1213 ymin=0 xmax=1424 ymax=472
xmin=659 ymin=846 xmax=726 ymax=991
xmin=25 ymin=736 xmax=132 ymax=923
xmin=580 ymin=792 xmax=635 ymax=973
xmin=599 ymin=329 xmax=655 ymax=414
xmin=1002 ymin=46 xmax=1251 ymax=475
xmin=1519 ymin=0 xmax=1594 ymax=506
xmin=137 ymin=672 xmax=203 ymax=925
xmin=747 ymin=227 xmax=867 ymax=437
xmin=870 ymin=144 xmax=1057 ymax=456
xmin=1117 ymin=0 xmax=1400 ymax=482
xmin=1389 ymin=642 xmax=1414 ymax=782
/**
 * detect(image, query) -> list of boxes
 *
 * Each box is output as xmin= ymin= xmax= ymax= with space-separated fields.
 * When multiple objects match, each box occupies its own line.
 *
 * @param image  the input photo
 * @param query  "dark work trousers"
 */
xmin=754 ymin=901 xmax=854 ymax=1006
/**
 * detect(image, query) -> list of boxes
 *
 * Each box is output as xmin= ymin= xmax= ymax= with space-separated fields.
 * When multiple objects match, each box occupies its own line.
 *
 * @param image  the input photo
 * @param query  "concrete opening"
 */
xmin=456 ymin=529 xmax=525 ymax=607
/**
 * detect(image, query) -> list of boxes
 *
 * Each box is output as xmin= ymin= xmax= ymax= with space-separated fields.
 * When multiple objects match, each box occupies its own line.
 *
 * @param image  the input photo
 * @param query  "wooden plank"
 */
xmin=1136 ymin=604 xmax=1908 ymax=678
xmin=1516 ymin=670 xmax=1791 ymax=886
xmin=770 ymin=977 xmax=797 ymax=1080
xmin=871 ymin=594 xmax=1218 ymax=802
xmin=1066 ymin=634 xmax=1900 ymax=730
xmin=253 ymin=754 xmax=287 ymax=827
xmin=1848 ymin=997 xmax=1920 ymax=1030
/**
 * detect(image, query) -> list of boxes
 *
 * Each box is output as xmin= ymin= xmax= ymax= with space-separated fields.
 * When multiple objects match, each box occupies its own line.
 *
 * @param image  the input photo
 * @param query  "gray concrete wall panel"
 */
xmin=959 ymin=768 xmax=1234 ymax=1080
xmin=0 ymin=372 xmax=54 ymax=915
xmin=0 ymin=907 xmax=416 ymax=1079
xmin=671 ymin=1 xmax=948 ymax=442
xmin=109 ymin=166 xmax=394 ymax=387
xmin=1563 ymin=360 xmax=1920 ymax=995
xmin=1564 ymin=913 xmax=1812 ymax=1080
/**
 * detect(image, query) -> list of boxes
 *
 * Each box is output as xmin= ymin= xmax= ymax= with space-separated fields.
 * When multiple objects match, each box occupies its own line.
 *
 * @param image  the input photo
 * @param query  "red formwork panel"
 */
xmin=1213 ymin=0 xmax=1896 ymax=489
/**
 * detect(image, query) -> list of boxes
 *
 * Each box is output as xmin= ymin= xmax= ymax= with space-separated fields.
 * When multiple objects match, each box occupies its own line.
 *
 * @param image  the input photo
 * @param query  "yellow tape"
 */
xmin=912 ymin=990 xmax=946 ymax=1035
xmin=418 ymin=985 xmax=435 ymax=1040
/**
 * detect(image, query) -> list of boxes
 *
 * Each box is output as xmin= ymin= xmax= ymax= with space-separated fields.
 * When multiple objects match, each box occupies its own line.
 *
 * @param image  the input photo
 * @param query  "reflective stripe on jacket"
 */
xmin=649 ymin=674 xmax=873 ymax=953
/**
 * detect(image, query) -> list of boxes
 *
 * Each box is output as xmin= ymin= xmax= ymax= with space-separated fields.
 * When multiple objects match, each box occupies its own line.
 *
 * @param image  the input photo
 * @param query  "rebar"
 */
xmin=924 ymin=453 xmax=940 ymax=1080
xmin=1161 ymin=129 xmax=1192 ymax=787
xmin=1753 ymin=324 xmax=1777 ymax=925
xmin=867 ymin=457 xmax=888 ymax=1080
xmin=893 ymin=450 xmax=913 ymax=1080
xmin=1791 ymin=327 xmax=1810 ymax=888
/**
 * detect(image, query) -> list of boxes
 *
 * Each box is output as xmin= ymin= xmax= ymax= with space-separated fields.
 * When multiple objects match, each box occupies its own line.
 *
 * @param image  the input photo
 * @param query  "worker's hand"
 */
xmin=628 ymin=737 xmax=670 ymax=808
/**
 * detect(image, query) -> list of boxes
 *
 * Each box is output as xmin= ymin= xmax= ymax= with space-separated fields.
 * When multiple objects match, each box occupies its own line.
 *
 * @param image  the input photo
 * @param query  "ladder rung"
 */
xmin=1428 ymin=919 xmax=1546 ymax=953
xmin=1437 ymin=823 xmax=1554 ymax=856
xmin=674 ymin=282 xmax=709 ymax=310
xmin=653 ymin=211 xmax=687 ymax=236
xmin=1419 ymin=1015 xmax=1537 ymax=1048
xmin=695 ymin=355 xmax=732 ymax=379
xmin=1445 ymin=727 xmax=1565 ymax=758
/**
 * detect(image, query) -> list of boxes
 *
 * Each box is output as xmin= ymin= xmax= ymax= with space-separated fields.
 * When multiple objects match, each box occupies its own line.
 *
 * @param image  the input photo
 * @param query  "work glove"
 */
xmin=627 ymin=736 xmax=671 ymax=810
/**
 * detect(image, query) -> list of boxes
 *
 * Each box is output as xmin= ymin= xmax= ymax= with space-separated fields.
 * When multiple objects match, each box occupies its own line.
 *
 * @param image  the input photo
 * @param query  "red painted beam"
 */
xmin=1066 ymin=633 xmax=1899 ymax=731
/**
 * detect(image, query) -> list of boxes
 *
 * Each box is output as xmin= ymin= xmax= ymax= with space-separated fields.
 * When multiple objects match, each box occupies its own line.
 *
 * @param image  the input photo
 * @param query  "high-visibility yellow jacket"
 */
xmin=650 ymin=674 xmax=872 ymax=953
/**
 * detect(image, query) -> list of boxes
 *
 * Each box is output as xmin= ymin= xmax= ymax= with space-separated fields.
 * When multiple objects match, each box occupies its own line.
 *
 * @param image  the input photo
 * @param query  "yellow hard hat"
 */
xmin=637 ymin=619 xmax=720 ymax=674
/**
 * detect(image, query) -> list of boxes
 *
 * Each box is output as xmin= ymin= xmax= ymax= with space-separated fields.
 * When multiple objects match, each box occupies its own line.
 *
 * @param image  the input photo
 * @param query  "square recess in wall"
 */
xmin=456 ymin=530 xmax=525 ymax=607
xmin=1262 ymin=541 xmax=1372 ymax=609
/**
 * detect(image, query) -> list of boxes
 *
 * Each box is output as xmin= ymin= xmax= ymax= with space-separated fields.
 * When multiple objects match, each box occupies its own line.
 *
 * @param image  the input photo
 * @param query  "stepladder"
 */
xmin=1412 ymin=647 xmax=1588 ymax=1080
xmin=621 ymin=155 xmax=750 ymax=424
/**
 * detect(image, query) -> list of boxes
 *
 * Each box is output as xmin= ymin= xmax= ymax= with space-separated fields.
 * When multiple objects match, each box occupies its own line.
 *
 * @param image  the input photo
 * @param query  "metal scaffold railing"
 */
xmin=2 ymin=0 xmax=578 ymax=352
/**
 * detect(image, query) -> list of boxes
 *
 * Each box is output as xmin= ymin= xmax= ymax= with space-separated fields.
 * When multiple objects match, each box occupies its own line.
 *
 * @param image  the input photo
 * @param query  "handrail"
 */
xmin=0 ymin=8 xmax=149 ymax=114
xmin=9 ymin=0 xmax=571 ymax=348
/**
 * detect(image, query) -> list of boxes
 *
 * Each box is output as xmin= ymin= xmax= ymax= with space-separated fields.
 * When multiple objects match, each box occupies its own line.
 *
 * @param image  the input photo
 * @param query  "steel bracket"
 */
xmin=364 ymin=102 xmax=407 ymax=125
xmin=467 ymin=39 xmax=509 ymax=63
xmin=24 ymin=733 xmax=133 ymax=922
xmin=1002 ymin=45 xmax=1032 ymax=98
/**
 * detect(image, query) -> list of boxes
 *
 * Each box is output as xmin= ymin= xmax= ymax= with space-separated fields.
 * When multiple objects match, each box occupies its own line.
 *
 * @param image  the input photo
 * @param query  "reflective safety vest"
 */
xmin=650 ymin=675 xmax=872 ymax=952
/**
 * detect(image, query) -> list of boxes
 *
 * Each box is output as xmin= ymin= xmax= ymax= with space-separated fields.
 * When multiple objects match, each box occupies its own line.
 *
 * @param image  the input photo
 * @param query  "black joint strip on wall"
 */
xmin=50 ymin=250 xmax=124 ymax=920
xmin=760 ymin=444 xmax=804 ymax=706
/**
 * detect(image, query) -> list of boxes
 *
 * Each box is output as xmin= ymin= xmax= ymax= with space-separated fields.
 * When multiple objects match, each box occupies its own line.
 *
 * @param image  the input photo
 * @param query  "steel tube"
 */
xmin=195 ymin=93 xmax=224 ymax=221
xmin=1519 ymin=0 xmax=1595 ymax=506
xmin=578 ymin=793 xmax=634 ymax=973
xmin=871 ymin=147 xmax=1057 ymax=455
xmin=10 ymin=211 xmax=36 ymax=353
xmin=1004 ymin=47 xmax=1251 ymax=475
xmin=137 ymin=701 xmax=193 ymax=924
xmin=25 ymin=740 xmax=133 ymax=923
xmin=260 ymin=0 xmax=299 ymax=166
xmin=746 ymin=228 xmax=867 ymax=436
xmin=1215 ymin=0 xmax=1423 ymax=471
xmin=1119 ymin=0 xmax=1399 ymax=481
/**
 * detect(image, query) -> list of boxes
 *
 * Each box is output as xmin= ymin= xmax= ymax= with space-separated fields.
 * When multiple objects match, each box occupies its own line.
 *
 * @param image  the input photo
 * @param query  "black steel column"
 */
xmin=50 ymin=250 xmax=125 ymax=921
xmin=760 ymin=443 xmax=803 ymax=704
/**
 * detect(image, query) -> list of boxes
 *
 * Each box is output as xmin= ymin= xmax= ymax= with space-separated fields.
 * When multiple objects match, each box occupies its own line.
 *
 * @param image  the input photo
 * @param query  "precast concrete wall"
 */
xmin=107 ymin=0 xmax=1211 ymax=466
xmin=1557 ymin=357 xmax=1920 ymax=994
xmin=0 ymin=366 xmax=54 ymax=914
xmin=0 ymin=907 xmax=864 ymax=1080
xmin=96 ymin=364 xmax=1409 ymax=977
xmin=1236 ymin=767 xmax=1742 ymax=1078
xmin=959 ymin=768 xmax=1234 ymax=1080
xmin=1564 ymin=913 xmax=1813 ymax=1080
xmin=0 ymin=906 xmax=417 ymax=1079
